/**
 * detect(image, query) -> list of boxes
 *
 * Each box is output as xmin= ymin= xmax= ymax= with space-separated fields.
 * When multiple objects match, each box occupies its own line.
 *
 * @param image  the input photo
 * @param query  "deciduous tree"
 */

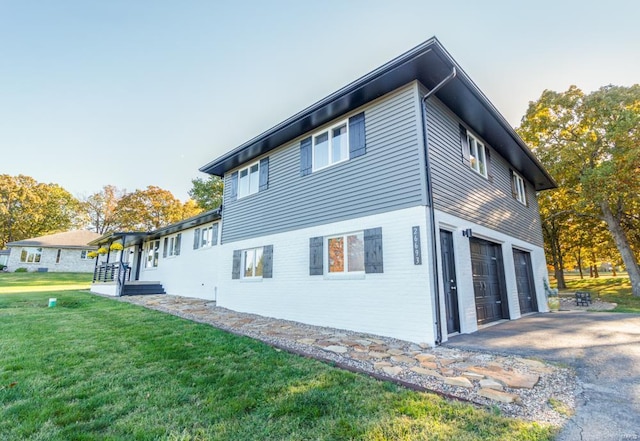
xmin=188 ymin=176 xmax=224 ymax=211
xmin=519 ymin=84 xmax=640 ymax=296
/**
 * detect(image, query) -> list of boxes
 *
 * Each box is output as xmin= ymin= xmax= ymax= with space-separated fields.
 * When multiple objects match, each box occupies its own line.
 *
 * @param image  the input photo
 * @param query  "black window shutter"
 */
xmin=459 ymin=124 xmax=470 ymax=165
xmin=300 ymin=137 xmax=312 ymax=176
xmin=229 ymin=171 xmax=239 ymax=201
xmin=163 ymin=238 xmax=168 ymax=258
xmin=259 ymin=157 xmax=269 ymax=191
xmin=485 ymin=147 xmax=493 ymax=182
xmin=262 ymin=245 xmax=273 ymax=278
xmin=175 ymin=234 xmax=181 ymax=256
xmin=212 ymin=224 xmax=219 ymax=246
xmin=193 ymin=228 xmax=200 ymax=249
xmin=523 ymin=181 xmax=529 ymax=207
xmin=349 ymin=112 xmax=366 ymax=158
xmin=232 ymin=250 xmax=242 ymax=279
xmin=309 ymin=236 xmax=323 ymax=275
xmin=364 ymin=227 xmax=383 ymax=274
xmin=509 ymin=169 xmax=517 ymax=199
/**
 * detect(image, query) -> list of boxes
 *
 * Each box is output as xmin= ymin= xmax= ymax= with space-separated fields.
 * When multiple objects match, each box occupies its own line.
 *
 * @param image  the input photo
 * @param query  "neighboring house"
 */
xmin=0 ymin=250 xmax=9 ymax=268
xmin=6 ymin=230 xmax=101 ymax=273
xmin=91 ymin=37 xmax=555 ymax=346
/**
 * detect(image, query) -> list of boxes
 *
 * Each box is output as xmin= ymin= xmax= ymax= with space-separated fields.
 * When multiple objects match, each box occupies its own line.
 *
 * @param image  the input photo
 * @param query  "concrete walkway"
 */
xmin=445 ymin=311 xmax=640 ymax=441
xmin=114 ymin=294 xmax=575 ymax=426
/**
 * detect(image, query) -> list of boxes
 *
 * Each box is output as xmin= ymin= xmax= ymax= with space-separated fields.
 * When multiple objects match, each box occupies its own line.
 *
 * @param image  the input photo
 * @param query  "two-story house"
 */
xmin=91 ymin=37 xmax=555 ymax=346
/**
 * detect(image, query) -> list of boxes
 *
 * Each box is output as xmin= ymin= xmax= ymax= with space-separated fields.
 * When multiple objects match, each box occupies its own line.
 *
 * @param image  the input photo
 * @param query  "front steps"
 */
xmin=121 ymin=281 xmax=166 ymax=296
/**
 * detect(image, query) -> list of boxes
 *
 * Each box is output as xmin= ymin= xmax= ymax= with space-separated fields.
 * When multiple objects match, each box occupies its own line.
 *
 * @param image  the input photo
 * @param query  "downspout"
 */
xmin=420 ymin=67 xmax=457 ymax=345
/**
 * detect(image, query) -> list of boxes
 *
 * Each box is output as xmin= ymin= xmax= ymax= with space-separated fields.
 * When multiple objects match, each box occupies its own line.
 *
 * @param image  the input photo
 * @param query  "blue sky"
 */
xmin=1 ymin=0 xmax=639 ymax=201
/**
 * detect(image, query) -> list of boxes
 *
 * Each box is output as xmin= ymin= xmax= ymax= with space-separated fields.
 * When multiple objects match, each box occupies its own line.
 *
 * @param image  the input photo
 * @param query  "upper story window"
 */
xmin=229 ymin=158 xmax=269 ymax=202
xmin=146 ymin=240 xmax=159 ymax=268
xmin=20 ymin=247 xmax=42 ymax=263
xmin=312 ymin=120 xmax=349 ymax=171
xmin=193 ymin=223 xmax=219 ymax=249
xmin=300 ymin=112 xmax=366 ymax=176
xmin=238 ymin=161 xmax=260 ymax=199
xmin=512 ymin=171 xmax=527 ymax=205
xmin=467 ymin=132 xmax=487 ymax=178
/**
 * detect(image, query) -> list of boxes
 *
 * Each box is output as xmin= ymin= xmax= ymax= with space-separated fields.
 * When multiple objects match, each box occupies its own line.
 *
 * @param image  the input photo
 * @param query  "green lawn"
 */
xmin=0 ymin=274 xmax=554 ymax=440
xmin=0 ymin=272 xmax=92 ymax=294
xmin=553 ymin=273 xmax=640 ymax=313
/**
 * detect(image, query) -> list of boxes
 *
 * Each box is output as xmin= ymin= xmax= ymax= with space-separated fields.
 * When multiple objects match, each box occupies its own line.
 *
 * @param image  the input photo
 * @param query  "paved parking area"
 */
xmin=445 ymin=311 xmax=640 ymax=441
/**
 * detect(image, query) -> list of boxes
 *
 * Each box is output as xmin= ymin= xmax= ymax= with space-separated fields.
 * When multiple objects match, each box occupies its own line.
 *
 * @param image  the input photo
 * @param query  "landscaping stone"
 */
xmin=410 ymin=366 xmax=441 ymax=377
xmin=390 ymin=355 xmax=416 ymax=364
xmin=467 ymin=365 xmax=540 ymax=389
xmin=387 ymin=348 xmax=404 ymax=356
xmin=324 ymin=345 xmax=348 ymax=354
xmin=462 ymin=372 xmax=484 ymax=380
xmin=415 ymin=353 xmax=436 ymax=363
xmin=368 ymin=351 xmax=390 ymax=359
xmin=479 ymin=379 xmax=504 ymax=391
xmin=478 ymin=388 xmax=519 ymax=403
xmin=444 ymin=376 xmax=474 ymax=388
xmin=374 ymin=361 xmax=392 ymax=370
xmin=419 ymin=361 xmax=438 ymax=369
xmin=382 ymin=366 xmax=403 ymax=376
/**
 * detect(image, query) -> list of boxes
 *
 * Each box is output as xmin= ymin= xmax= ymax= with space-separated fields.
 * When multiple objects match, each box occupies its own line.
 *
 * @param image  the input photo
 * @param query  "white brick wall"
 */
xmin=216 ymin=206 xmax=436 ymax=344
xmin=433 ymin=209 xmax=549 ymax=342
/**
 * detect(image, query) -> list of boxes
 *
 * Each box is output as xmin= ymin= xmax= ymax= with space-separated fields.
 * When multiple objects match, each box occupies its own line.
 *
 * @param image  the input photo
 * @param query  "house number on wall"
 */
xmin=412 ymin=226 xmax=422 ymax=265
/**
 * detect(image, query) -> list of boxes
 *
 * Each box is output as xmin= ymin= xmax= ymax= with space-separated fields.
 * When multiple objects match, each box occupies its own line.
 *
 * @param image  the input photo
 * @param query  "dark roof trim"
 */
xmin=89 ymin=208 xmax=222 ymax=247
xmin=199 ymin=37 xmax=555 ymax=190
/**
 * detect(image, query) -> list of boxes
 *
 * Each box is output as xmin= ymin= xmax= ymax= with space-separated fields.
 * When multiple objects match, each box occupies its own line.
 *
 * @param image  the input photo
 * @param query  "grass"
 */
xmin=0 ymin=272 xmax=92 ymax=294
xmin=552 ymin=273 xmax=640 ymax=313
xmin=0 ymin=274 xmax=555 ymax=440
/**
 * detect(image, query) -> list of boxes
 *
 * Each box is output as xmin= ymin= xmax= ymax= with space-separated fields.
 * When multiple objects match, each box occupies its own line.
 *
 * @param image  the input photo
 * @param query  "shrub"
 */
xmin=15 ymin=267 xmax=28 ymax=272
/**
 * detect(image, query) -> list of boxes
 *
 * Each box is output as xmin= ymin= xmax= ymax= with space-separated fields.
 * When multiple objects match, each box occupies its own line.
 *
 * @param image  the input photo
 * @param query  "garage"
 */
xmin=470 ymin=238 xmax=509 ymax=325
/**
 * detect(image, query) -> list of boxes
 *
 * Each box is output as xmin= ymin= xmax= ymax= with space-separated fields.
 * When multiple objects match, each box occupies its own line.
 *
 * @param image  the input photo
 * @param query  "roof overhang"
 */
xmin=88 ymin=208 xmax=222 ymax=247
xmin=200 ymin=37 xmax=555 ymax=191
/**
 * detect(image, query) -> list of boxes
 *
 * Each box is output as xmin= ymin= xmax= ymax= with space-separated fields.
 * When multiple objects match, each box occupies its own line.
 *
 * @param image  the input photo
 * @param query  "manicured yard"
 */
xmin=553 ymin=273 xmax=640 ymax=313
xmin=0 ymin=273 xmax=554 ymax=440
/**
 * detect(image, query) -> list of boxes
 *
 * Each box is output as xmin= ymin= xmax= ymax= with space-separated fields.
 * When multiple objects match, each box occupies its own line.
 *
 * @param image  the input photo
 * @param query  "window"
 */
xmin=194 ymin=224 xmax=219 ymax=249
xmin=232 ymin=245 xmax=273 ymax=279
xmin=313 ymin=120 xmax=349 ymax=171
xmin=20 ymin=247 xmax=42 ymax=263
xmin=309 ymin=227 xmax=383 ymax=275
xmin=243 ymin=247 xmax=264 ymax=279
xmin=327 ymin=232 xmax=365 ymax=274
xmin=512 ymin=171 xmax=527 ymax=205
xmin=55 ymin=249 xmax=62 ymax=263
xmin=163 ymin=234 xmax=181 ymax=258
xmin=238 ymin=161 xmax=260 ymax=199
xmin=80 ymin=250 xmax=88 ymax=260
xmin=467 ymin=132 xmax=487 ymax=177
xmin=146 ymin=240 xmax=160 ymax=268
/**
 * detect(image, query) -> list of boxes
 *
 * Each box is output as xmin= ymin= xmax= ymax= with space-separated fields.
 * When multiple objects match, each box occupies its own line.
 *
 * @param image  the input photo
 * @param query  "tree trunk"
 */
xmin=612 ymin=266 xmax=617 ymax=276
xmin=589 ymin=265 xmax=593 ymax=278
xmin=576 ymin=251 xmax=584 ymax=279
xmin=601 ymin=201 xmax=640 ymax=296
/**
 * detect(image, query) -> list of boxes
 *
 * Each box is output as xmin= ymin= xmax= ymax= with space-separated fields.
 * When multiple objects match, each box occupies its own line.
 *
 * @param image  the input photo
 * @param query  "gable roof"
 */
xmin=199 ymin=37 xmax=555 ymax=191
xmin=6 ymin=230 xmax=101 ymax=249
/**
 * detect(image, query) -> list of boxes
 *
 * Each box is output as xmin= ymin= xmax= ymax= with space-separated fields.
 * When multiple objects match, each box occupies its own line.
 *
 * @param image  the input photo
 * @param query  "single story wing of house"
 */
xmin=91 ymin=37 xmax=556 ymax=347
xmin=6 ymin=230 xmax=101 ymax=273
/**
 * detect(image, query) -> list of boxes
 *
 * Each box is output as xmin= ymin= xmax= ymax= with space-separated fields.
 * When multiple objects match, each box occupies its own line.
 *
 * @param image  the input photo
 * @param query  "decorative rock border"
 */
xmin=114 ymin=294 xmax=577 ymax=427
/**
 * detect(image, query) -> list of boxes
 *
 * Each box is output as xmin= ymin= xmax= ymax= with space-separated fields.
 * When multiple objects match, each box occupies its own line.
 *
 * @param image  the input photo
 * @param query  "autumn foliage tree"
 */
xmin=188 ymin=176 xmax=224 ymax=211
xmin=0 ymin=174 xmax=80 ymax=248
xmin=113 ymin=185 xmax=202 ymax=231
xmin=519 ymin=84 xmax=640 ymax=296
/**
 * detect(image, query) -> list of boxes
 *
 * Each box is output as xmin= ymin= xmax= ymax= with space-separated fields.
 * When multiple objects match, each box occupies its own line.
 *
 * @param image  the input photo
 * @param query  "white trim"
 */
xmin=325 ymin=231 xmax=365 ymax=275
xmin=311 ymin=119 xmax=350 ymax=172
xmin=512 ymin=171 xmax=527 ymax=205
xmin=466 ymin=131 xmax=488 ymax=178
xmin=237 ymin=160 xmax=260 ymax=199
xmin=241 ymin=246 xmax=264 ymax=279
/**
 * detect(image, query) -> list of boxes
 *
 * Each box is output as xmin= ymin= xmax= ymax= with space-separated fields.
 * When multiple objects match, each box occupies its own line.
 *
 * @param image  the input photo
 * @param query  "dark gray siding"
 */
xmin=222 ymin=84 xmax=424 ymax=243
xmin=421 ymin=84 xmax=544 ymax=247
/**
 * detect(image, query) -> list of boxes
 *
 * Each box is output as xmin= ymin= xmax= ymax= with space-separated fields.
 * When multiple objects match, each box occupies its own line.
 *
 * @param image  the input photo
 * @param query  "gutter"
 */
xmin=420 ymin=67 xmax=457 ymax=345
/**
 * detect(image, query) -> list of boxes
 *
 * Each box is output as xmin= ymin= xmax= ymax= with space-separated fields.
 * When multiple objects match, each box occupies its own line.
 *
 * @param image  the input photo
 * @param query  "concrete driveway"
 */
xmin=444 ymin=311 xmax=640 ymax=441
